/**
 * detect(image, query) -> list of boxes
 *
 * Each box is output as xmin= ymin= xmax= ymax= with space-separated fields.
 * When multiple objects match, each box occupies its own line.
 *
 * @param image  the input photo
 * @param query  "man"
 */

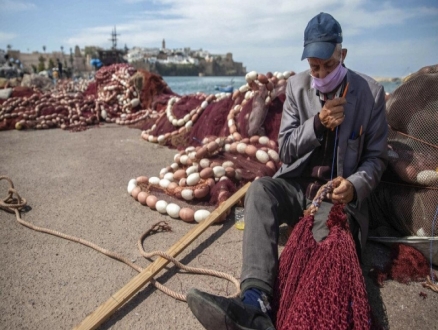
xmin=57 ymin=59 xmax=63 ymax=79
xmin=187 ymin=12 xmax=388 ymax=330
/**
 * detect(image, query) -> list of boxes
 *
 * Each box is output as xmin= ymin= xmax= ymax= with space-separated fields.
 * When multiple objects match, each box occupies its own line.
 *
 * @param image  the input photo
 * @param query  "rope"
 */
xmin=0 ymin=176 xmax=240 ymax=302
xmin=307 ymin=177 xmax=343 ymax=216
xmin=137 ymin=221 xmax=240 ymax=301
xmin=389 ymin=125 xmax=438 ymax=151
xmin=429 ymin=206 xmax=438 ymax=284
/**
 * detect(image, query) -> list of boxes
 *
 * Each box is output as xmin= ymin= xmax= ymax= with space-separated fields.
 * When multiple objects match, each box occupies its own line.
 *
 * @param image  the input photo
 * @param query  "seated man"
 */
xmin=187 ymin=12 xmax=388 ymax=330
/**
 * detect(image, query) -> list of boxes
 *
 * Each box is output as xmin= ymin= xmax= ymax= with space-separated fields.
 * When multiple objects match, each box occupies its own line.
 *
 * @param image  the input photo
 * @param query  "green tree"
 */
xmin=69 ymin=47 xmax=74 ymax=68
xmin=43 ymin=45 xmax=46 ymax=53
xmin=31 ymin=64 xmax=37 ymax=73
xmin=48 ymin=58 xmax=55 ymax=70
xmin=37 ymin=55 xmax=46 ymax=72
xmin=84 ymin=46 xmax=100 ymax=58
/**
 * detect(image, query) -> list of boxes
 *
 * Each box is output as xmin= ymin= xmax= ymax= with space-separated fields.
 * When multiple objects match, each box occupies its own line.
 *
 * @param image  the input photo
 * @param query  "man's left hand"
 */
xmin=328 ymin=179 xmax=355 ymax=204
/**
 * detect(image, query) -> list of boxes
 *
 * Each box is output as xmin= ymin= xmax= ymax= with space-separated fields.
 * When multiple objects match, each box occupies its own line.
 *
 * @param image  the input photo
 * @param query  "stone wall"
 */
xmin=7 ymin=50 xmax=92 ymax=74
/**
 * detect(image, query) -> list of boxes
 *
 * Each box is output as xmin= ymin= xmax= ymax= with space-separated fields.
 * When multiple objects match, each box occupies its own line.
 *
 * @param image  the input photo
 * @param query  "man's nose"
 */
xmin=318 ymin=68 xmax=330 ymax=79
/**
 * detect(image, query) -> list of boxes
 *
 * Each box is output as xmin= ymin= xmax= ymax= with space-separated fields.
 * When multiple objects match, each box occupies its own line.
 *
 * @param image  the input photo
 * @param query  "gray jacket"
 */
xmin=273 ymin=68 xmax=388 ymax=245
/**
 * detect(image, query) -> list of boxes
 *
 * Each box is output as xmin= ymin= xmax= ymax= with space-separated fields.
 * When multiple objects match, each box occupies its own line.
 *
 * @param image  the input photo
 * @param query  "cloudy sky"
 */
xmin=0 ymin=0 xmax=437 ymax=78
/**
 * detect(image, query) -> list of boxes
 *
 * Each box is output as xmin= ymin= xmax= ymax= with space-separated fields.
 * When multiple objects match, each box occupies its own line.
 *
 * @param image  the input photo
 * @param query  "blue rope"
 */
xmin=330 ymin=126 xmax=339 ymax=181
xmin=431 ymin=205 xmax=438 ymax=283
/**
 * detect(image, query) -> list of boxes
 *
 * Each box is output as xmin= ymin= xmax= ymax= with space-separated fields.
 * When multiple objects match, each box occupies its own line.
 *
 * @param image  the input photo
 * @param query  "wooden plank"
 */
xmin=73 ymin=182 xmax=250 ymax=330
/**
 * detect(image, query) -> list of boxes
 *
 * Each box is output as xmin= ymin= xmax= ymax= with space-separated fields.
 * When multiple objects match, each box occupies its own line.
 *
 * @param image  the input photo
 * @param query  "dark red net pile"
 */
xmin=126 ymin=71 xmax=290 ymax=220
xmin=370 ymin=243 xmax=430 ymax=286
xmin=274 ymin=203 xmax=373 ymax=330
xmin=0 ymin=64 xmax=172 ymax=132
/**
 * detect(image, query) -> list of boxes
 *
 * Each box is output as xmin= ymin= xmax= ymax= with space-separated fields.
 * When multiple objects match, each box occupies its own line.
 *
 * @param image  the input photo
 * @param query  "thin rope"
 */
xmin=330 ymin=126 xmax=339 ymax=181
xmin=380 ymin=180 xmax=438 ymax=191
xmin=430 ymin=206 xmax=438 ymax=283
xmin=0 ymin=176 xmax=240 ymax=302
xmin=389 ymin=125 xmax=438 ymax=151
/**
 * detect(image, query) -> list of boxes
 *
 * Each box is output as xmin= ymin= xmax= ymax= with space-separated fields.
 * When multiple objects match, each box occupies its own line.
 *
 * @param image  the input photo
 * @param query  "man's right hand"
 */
xmin=319 ymin=97 xmax=346 ymax=130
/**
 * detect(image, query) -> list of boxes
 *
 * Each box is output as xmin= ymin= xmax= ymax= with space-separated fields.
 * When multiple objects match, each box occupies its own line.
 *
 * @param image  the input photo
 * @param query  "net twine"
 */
xmin=274 ymin=177 xmax=373 ymax=330
xmin=0 ymin=176 xmax=240 ymax=302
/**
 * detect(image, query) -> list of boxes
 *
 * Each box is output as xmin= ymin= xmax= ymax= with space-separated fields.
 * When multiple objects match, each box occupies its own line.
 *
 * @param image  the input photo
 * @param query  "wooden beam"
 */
xmin=73 ymin=182 xmax=250 ymax=330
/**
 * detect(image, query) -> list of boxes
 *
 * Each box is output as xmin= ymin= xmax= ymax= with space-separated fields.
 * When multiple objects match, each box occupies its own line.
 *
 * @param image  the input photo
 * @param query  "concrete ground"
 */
xmin=1 ymin=124 xmax=437 ymax=330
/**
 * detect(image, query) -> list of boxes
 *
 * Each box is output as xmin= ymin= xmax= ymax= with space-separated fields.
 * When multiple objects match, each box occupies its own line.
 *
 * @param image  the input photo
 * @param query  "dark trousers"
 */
xmin=240 ymin=176 xmax=360 ymax=296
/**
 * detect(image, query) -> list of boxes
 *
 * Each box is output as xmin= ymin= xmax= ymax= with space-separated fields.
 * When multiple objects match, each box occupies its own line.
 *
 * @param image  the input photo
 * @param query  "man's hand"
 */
xmin=327 ymin=178 xmax=355 ymax=204
xmin=319 ymin=97 xmax=346 ymax=130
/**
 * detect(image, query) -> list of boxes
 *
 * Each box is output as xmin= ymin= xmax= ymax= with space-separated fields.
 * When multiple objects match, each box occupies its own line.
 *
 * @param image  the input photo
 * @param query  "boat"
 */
xmin=214 ymin=78 xmax=234 ymax=93
xmin=214 ymin=85 xmax=233 ymax=93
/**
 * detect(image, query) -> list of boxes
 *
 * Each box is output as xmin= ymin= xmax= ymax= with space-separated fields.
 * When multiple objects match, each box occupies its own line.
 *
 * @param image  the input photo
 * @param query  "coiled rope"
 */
xmin=0 ymin=175 xmax=240 ymax=301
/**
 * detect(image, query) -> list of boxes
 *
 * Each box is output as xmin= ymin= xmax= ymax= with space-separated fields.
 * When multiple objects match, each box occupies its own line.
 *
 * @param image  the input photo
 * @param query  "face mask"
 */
xmin=311 ymin=58 xmax=347 ymax=93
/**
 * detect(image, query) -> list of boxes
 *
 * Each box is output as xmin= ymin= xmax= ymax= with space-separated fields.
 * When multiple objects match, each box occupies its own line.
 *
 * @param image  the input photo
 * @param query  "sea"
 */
xmin=162 ymin=76 xmax=401 ymax=96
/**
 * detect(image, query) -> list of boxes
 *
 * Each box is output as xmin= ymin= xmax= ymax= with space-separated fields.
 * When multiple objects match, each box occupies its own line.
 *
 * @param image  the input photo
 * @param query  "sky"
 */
xmin=0 ymin=0 xmax=437 ymax=78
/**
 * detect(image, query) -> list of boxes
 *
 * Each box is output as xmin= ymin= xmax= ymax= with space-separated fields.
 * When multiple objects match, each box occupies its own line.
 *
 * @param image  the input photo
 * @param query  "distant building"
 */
xmin=8 ymin=38 xmax=246 ymax=77
xmin=6 ymin=46 xmax=91 ymax=75
xmin=125 ymin=43 xmax=246 ymax=76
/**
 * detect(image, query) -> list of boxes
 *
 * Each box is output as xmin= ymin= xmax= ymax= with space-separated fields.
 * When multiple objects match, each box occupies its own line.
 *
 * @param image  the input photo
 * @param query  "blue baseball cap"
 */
xmin=301 ymin=12 xmax=343 ymax=60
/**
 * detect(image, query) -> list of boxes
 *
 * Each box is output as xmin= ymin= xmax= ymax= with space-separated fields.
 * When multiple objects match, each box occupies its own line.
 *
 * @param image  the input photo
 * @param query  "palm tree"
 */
xmin=61 ymin=46 xmax=64 ymax=54
xmin=69 ymin=48 xmax=74 ymax=68
xmin=43 ymin=45 xmax=46 ymax=53
xmin=7 ymin=44 xmax=12 ymax=52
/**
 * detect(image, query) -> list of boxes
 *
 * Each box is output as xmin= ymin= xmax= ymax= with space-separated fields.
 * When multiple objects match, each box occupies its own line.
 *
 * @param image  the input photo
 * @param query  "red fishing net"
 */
xmin=126 ymin=70 xmax=289 ymax=222
xmin=371 ymin=243 xmax=430 ymax=286
xmin=274 ymin=202 xmax=372 ymax=330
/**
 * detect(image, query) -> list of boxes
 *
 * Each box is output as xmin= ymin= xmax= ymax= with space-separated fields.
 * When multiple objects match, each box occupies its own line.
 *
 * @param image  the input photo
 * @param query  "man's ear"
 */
xmin=342 ymin=48 xmax=348 ymax=61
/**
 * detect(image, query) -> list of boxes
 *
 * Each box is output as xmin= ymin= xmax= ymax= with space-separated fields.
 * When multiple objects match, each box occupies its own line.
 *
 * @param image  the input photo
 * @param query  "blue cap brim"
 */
xmin=301 ymin=42 xmax=336 ymax=60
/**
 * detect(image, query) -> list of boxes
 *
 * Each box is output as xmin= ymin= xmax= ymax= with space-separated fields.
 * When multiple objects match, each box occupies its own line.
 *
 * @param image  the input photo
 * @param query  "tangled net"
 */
xmin=0 ymin=64 xmax=172 ymax=132
xmin=126 ymin=70 xmax=290 ymax=222
xmin=274 ymin=179 xmax=373 ymax=330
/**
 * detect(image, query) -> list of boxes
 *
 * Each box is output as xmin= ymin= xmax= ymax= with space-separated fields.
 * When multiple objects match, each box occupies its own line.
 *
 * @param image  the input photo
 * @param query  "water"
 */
xmin=163 ymin=76 xmax=401 ymax=96
xmin=380 ymin=81 xmax=402 ymax=94
xmin=163 ymin=76 xmax=246 ymax=95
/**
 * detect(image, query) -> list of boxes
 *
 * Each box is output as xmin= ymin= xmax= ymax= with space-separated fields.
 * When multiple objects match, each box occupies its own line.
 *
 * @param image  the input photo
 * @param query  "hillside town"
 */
xmin=125 ymin=39 xmax=246 ymax=76
xmin=0 ymin=29 xmax=247 ymax=79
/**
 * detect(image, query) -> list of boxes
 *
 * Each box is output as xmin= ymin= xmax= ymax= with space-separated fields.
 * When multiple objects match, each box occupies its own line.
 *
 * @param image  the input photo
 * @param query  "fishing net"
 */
xmin=370 ymin=243 xmax=430 ymax=286
xmin=274 ymin=179 xmax=373 ymax=330
xmin=124 ymin=70 xmax=292 ymax=222
xmin=0 ymin=64 xmax=126 ymax=131
xmin=368 ymin=64 xmax=438 ymax=266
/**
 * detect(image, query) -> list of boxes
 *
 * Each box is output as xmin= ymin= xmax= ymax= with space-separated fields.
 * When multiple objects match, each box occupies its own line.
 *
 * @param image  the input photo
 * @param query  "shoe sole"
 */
xmin=187 ymin=288 xmax=247 ymax=330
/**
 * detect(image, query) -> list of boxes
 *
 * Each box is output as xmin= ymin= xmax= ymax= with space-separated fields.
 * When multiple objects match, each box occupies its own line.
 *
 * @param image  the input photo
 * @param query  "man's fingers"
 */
xmin=325 ymin=98 xmax=347 ymax=107
xmin=326 ymin=116 xmax=345 ymax=130
xmin=322 ymin=105 xmax=344 ymax=118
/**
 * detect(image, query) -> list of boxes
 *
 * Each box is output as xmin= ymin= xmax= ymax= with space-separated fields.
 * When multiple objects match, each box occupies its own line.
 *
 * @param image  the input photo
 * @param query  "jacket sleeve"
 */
xmin=347 ymin=85 xmax=388 ymax=205
xmin=278 ymin=77 xmax=322 ymax=164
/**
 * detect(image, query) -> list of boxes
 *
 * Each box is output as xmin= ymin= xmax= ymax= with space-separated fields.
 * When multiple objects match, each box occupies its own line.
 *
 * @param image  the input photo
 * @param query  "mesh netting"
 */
xmin=117 ymin=69 xmax=291 ymax=223
xmin=369 ymin=64 xmax=438 ymax=265
xmin=274 ymin=204 xmax=373 ymax=329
